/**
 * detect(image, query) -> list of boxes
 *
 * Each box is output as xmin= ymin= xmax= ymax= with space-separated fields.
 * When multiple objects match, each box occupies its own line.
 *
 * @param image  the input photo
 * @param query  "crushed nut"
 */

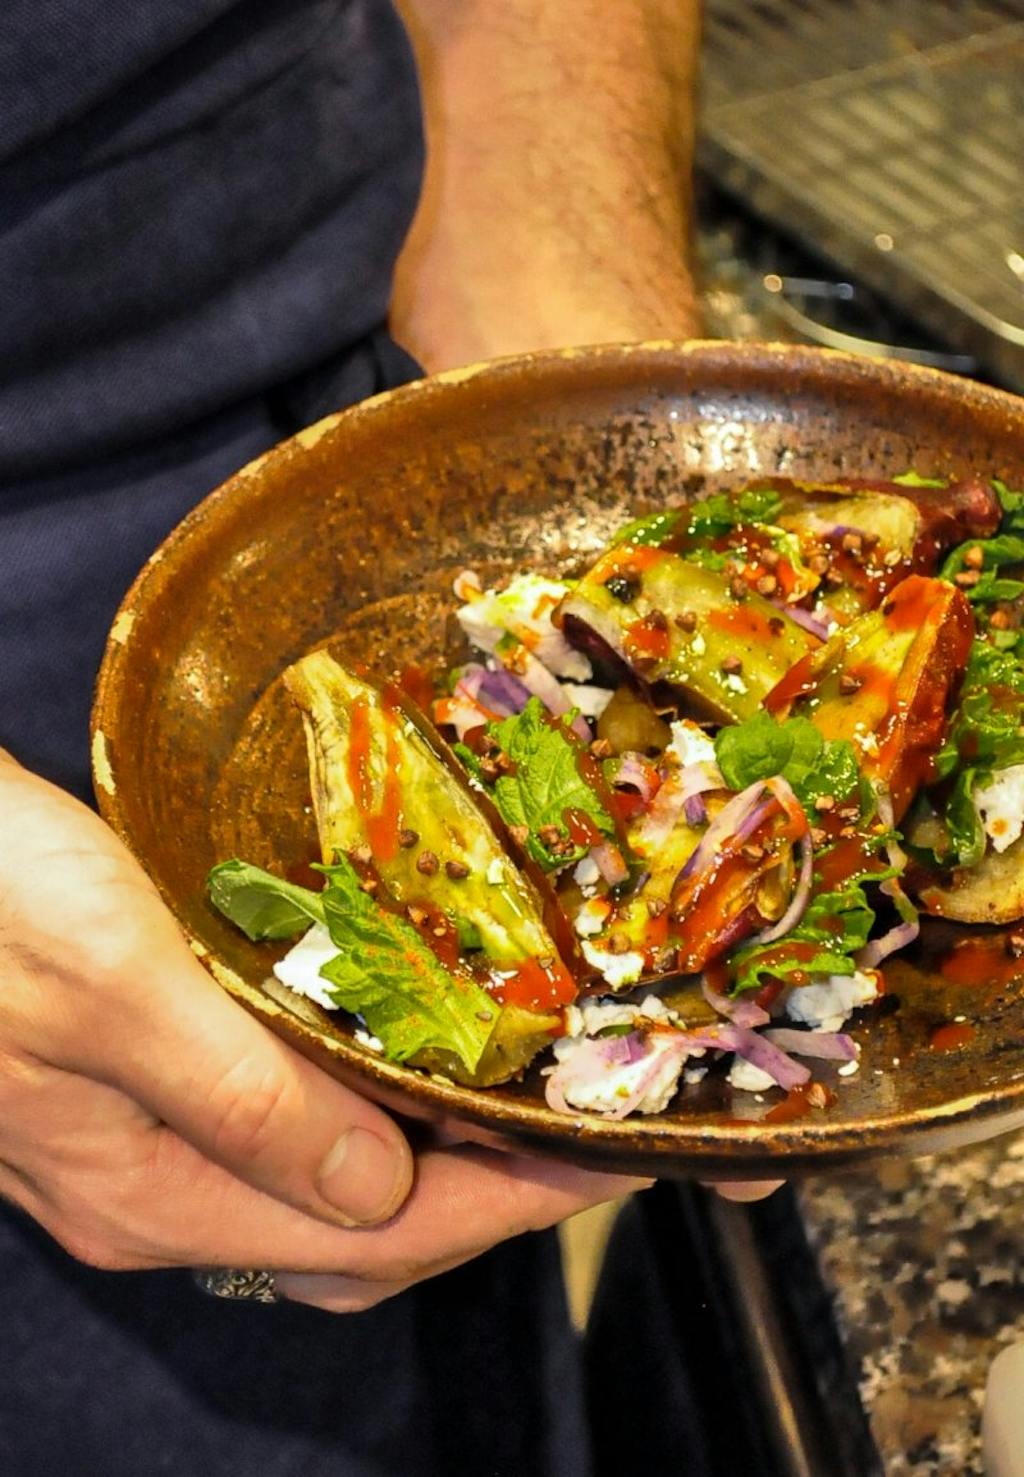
xmin=883 ymin=549 xmax=903 ymax=567
xmin=729 ymin=576 xmax=748 ymax=600
xmin=840 ymin=531 xmax=864 ymax=554
xmin=964 ymin=545 xmax=985 ymax=570
xmin=721 ymin=654 xmax=743 ymax=675
xmin=756 ymin=574 xmax=778 ymax=597
xmin=810 ymin=827 xmax=827 ymax=847
xmin=416 ymin=850 xmax=440 ymax=876
xmin=478 ymin=757 xmax=500 ymax=782
xmin=537 ymin=823 xmax=563 ymax=847
xmin=606 ymin=933 xmax=631 ymax=956
xmin=761 ymin=548 xmax=781 ymax=568
xmin=646 ymin=898 xmax=668 ymax=919
xmin=675 ymin=609 xmax=698 ymax=632
xmin=955 ymin=569 xmax=981 ymax=589
xmin=352 ymin=844 xmax=373 ymax=866
xmin=806 ymin=1082 xmax=829 ymax=1109
xmin=816 ymin=794 xmax=836 ymax=811
xmin=989 ymin=609 xmax=1013 ymax=630
xmin=509 ymin=824 xmax=529 ymax=847
xmin=444 ymin=860 xmax=470 ymax=880
xmin=837 ymin=804 xmax=860 ymax=821
xmin=809 ymin=553 xmax=831 ymax=576
xmin=839 ymin=673 xmax=864 ymax=696
xmin=407 ymin=905 xmax=428 ymax=926
xmin=647 ymin=607 xmax=669 ymax=630
xmin=398 ymin=828 xmax=419 ymax=849
xmin=432 ymin=925 xmax=447 ymax=938
xmin=359 ymin=878 xmax=378 ymax=894
xmin=589 ymin=738 xmax=613 ymax=759
xmin=840 ymin=824 xmax=856 ymax=838
xmin=1007 ymin=933 xmax=1024 ymax=959
xmin=740 ymin=843 xmax=766 ymax=864
xmin=768 ymin=616 xmax=786 ymax=636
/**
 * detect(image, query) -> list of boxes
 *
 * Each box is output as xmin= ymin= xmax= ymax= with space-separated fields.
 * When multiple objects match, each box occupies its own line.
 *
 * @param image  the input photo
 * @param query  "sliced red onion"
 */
xmin=607 ymin=752 xmax=661 ymax=802
xmin=750 ymin=830 xmax=814 ymax=946
xmin=684 ymin=793 xmax=707 ymax=825
xmin=633 ymin=763 xmax=722 ymax=852
xmin=544 ymin=1031 xmax=692 ymax=1120
xmin=701 ymin=974 xmax=771 ymax=1028
xmin=676 ymin=780 xmax=773 ymax=885
xmin=763 ymin=1028 xmax=858 ymax=1062
xmin=857 ymin=917 xmax=919 ymax=968
xmin=777 ymin=601 xmax=829 ymax=641
xmin=590 ymin=840 xmax=629 ymax=886
xmin=678 ymin=1022 xmax=811 ymax=1090
xmin=434 ymin=692 xmax=495 ymax=740
xmin=453 ymin=663 xmax=486 ymax=699
xmin=477 ymin=665 xmax=532 ymax=715
xmin=502 ymin=646 xmax=592 ymax=740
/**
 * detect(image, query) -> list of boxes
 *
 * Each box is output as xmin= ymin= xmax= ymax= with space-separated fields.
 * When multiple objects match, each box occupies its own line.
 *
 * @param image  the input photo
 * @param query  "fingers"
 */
xmin=702 ymin=1179 xmax=785 ymax=1203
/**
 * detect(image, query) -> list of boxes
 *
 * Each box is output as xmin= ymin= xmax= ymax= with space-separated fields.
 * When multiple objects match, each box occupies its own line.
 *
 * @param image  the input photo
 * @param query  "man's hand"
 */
xmin=0 ymin=753 xmax=648 ymax=1310
xmin=391 ymin=0 xmax=703 ymax=373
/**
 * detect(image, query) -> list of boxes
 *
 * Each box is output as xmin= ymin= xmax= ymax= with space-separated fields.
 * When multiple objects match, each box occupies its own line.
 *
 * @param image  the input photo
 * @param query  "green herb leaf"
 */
xmin=714 ymin=712 xmax=861 ymax=815
xmin=685 ymin=486 xmax=784 ymax=539
xmin=207 ymin=860 xmax=326 ymax=940
xmin=729 ymin=868 xmax=890 ymax=993
xmin=459 ymin=697 xmax=615 ymax=870
xmin=995 ymin=479 xmax=1024 ymax=533
xmin=317 ymin=856 xmax=496 ymax=1072
xmin=945 ymin=770 xmax=987 ymax=870
xmin=613 ymin=509 xmax=683 ymax=547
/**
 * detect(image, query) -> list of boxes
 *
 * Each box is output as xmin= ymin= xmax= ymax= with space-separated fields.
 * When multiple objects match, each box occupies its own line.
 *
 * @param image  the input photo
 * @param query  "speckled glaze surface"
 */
xmin=92 ymin=342 xmax=1024 ymax=1179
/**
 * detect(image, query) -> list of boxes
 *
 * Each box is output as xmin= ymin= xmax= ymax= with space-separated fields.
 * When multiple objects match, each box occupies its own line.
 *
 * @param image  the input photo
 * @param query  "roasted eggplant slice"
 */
xmin=765 ymin=575 xmax=974 ymax=820
xmin=556 ymin=545 xmax=817 ymax=723
xmin=282 ymin=651 xmax=581 ymax=1082
xmin=914 ymin=833 xmax=1024 ymax=925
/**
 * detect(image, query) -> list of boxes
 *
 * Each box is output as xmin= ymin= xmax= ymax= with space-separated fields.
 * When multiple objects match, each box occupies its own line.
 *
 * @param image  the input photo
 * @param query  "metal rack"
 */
xmin=700 ymin=0 xmax=1024 ymax=388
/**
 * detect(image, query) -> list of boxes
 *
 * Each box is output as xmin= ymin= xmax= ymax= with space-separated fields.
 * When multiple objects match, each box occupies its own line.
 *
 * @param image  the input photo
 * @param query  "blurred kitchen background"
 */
xmin=562 ymin=5 xmax=1024 ymax=1475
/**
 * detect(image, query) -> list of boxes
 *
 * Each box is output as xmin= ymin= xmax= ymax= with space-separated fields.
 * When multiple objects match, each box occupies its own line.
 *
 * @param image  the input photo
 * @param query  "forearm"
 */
xmin=391 ymin=0 xmax=702 ymax=372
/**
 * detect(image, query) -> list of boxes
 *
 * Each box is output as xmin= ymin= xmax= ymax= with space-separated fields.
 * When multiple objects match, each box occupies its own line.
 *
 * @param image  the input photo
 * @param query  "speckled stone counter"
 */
xmin=799 ymin=1132 xmax=1024 ymax=1474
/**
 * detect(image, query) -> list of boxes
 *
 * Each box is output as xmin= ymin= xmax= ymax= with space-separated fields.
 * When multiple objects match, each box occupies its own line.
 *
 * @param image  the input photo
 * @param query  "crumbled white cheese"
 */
xmin=723 ymin=672 xmax=748 ymax=696
xmin=574 ymin=897 xmax=613 ymax=937
xmin=560 ymin=993 xmax=679 ymax=1037
xmin=455 ymin=573 xmax=592 ymax=680
xmin=561 ymin=682 xmax=615 ymax=719
xmin=683 ymin=1065 xmax=708 ymax=1085
xmin=785 ymin=970 xmax=879 ymax=1033
xmin=974 ymin=762 xmax=1024 ymax=854
xmin=581 ymin=937 xmax=645 ymax=988
xmin=486 ymin=857 xmax=505 ymax=885
xmin=573 ymin=854 xmax=601 ymax=889
xmin=691 ymin=632 xmax=706 ymax=657
xmin=667 ymin=719 xmax=717 ymax=769
xmin=354 ymin=1025 xmax=384 ymax=1053
xmin=727 ymin=1058 xmax=778 ymax=1093
xmin=272 ymin=923 xmax=340 ymax=1010
xmin=550 ymin=1032 xmax=689 ymax=1115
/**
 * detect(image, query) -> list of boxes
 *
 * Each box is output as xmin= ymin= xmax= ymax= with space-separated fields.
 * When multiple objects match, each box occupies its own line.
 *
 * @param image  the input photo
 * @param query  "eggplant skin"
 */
xmin=916 ymin=835 xmax=1024 ymax=924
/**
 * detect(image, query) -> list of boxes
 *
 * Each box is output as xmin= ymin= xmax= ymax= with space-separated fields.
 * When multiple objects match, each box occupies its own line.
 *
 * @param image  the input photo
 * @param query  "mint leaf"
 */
xmin=714 ymin=712 xmax=860 ymax=815
xmin=208 ymin=860 xmax=326 ymax=940
xmin=995 ymin=479 xmax=1024 ymax=533
xmin=945 ymin=770 xmax=986 ymax=870
xmin=317 ymin=857 xmax=495 ymax=1073
xmin=467 ymin=697 xmax=615 ymax=870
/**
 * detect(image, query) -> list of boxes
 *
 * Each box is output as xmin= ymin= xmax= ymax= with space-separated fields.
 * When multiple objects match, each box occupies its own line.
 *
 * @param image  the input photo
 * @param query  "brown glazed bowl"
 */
xmin=93 ymin=342 xmax=1024 ymax=1178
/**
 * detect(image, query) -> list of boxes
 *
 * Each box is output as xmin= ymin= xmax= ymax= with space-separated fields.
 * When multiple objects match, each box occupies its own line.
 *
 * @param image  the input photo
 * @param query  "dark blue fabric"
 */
xmin=1 ymin=0 xmax=424 ymax=479
xmin=0 ymin=6 xmax=591 ymax=1472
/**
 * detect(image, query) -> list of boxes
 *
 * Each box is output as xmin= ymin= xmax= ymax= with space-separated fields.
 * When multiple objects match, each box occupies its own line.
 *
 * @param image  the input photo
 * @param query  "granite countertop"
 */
xmin=799 ymin=1133 xmax=1024 ymax=1474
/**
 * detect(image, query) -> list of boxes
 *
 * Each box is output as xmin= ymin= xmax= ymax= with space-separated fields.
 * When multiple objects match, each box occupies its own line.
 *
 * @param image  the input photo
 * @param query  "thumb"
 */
xmin=84 ymin=919 xmax=414 ymax=1228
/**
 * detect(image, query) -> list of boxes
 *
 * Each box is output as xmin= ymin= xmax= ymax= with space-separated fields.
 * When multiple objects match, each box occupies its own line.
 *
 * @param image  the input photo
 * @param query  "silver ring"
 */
xmin=192 ymin=1267 xmax=279 ymax=1303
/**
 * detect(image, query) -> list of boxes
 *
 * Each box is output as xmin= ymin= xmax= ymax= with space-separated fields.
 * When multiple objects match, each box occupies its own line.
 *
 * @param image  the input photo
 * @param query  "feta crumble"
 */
xmin=455 ymin=572 xmax=593 ymax=681
xmin=667 ymin=719 xmax=717 ymax=769
xmin=727 ymin=1058 xmax=778 ymax=1093
xmin=786 ymin=970 xmax=879 ymax=1033
xmin=581 ymin=937 xmax=646 ymax=988
xmin=272 ymin=923 xmax=339 ymax=1010
xmin=974 ymin=762 xmax=1024 ymax=854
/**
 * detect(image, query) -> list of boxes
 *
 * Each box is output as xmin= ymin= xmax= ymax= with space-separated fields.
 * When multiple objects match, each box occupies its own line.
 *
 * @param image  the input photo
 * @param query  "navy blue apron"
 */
xmin=0 ymin=6 xmax=591 ymax=1471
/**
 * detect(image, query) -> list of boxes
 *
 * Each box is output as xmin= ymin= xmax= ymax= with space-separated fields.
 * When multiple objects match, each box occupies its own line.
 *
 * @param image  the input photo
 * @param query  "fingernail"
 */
xmin=317 ymin=1128 xmax=409 ymax=1225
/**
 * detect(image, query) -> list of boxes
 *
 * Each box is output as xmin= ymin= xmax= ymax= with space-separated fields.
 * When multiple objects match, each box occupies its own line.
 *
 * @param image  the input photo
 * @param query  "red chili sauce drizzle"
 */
xmin=941 ymin=936 xmax=1024 ymax=990
xmin=490 ymin=956 xmax=577 ymax=1012
xmin=764 ymin=1082 xmax=838 ymax=1124
xmin=624 ymin=613 xmax=671 ymax=662
xmin=707 ymin=604 xmax=787 ymax=645
xmin=346 ymin=694 xmax=404 ymax=864
xmin=929 ymin=1022 xmax=977 ymax=1052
